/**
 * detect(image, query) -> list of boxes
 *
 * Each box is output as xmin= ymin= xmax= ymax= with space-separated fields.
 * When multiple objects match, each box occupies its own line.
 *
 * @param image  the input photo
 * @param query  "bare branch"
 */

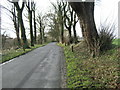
xmin=21 ymin=2 xmax=25 ymax=11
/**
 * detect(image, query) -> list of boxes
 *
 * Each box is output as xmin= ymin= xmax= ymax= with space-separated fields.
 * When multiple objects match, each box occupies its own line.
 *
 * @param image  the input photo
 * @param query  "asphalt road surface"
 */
xmin=2 ymin=43 xmax=64 ymax=88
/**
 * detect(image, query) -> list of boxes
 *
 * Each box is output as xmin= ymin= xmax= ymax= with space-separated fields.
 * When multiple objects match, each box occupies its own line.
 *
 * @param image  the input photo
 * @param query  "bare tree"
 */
xmin=33 ymin=2 xmax=37 ymax=44
xmin=57 ymin=2 xmax=64 ymax=43
xmin=1 ymin=4 xmax=21 ymax=47
xmin=26 ymin=0 xmax=34 ymax=46
xmin=42 ymin=25 xmax=45 ymax=43
xmin=51 ymin=1 xmax=65 ymax=43
xmin=12 ymin=5 xmax=21 ymax=47
xmin=73 ymin=12 xmax=78 ymax=44
xmin=63 ymin=3 xmax=74 ymax=44
xmin=47 ymin=13 xmax=60 ymax=42
xmin=36 ymin=13 xmax=46 ymax=44
xmin=51 ymin=1 xmax=79 ymax=44
xmin=13 ymin=1 xmax=29 ymax=49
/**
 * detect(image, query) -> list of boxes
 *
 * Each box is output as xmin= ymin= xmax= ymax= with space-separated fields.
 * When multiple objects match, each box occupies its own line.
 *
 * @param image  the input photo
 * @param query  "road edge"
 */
xmin=59 ymin=47 xmax=67 ymax=88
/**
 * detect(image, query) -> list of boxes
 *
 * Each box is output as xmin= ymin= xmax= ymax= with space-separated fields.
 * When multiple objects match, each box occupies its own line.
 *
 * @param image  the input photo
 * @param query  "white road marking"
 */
xmin=0 ymin=58 xmax=15 ymax=66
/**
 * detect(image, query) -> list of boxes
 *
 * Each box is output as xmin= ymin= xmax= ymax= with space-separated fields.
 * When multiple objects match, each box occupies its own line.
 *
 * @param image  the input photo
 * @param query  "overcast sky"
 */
xmin=1 ymin=0 xmax=120 ymax=38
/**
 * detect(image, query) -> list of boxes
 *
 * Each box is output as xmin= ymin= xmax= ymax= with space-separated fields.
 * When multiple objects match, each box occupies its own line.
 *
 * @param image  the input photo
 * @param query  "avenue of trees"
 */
xmin=2 ymin=0 xmax=115 ymax=57
xmin=2 ymin=0 xmax=46 ymax=50
xmin=47 ymin=1 xmax=114 ymax=57
xmin=48 ymin=1 xmax=79 ymax=45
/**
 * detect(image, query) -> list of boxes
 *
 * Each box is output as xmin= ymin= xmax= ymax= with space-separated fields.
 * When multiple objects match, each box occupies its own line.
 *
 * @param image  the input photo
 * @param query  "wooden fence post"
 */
xmin=71 ymin=45 xmax=73 ymax=52
xmin=22 ymin=43 xmax=25 ymax=51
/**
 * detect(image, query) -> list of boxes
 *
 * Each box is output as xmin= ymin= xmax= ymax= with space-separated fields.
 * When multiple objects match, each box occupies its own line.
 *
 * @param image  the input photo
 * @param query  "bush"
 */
xmin=98 ymin=25 xmax=115 ymax=51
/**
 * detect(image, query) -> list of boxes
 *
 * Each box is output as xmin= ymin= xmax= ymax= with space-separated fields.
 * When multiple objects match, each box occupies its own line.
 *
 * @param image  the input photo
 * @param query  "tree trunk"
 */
xmin=69 ymin=2 xmax=99 ymax=57
xmin=28 ymin=10 xmax=34 ymax=46
xmin=13 ymin=2 xmax=29 ymax=49
xmin=73 ymin=24 xmax=78 ymax=44
xmin=18 ymin=10 xmax=29 ymax=48
xmin=60 ymin=14 xmax=64 ymax=44
xmin=59 ymin=11 xmax=64 ymax=44
xmin=73 ymin=13 xmax=78 ymax=44
xmin=58 ymin=8 xmax=64 ymax=44
xmin=33 ymin=10 xmax=37 ymax=44
xmin=39 ymin=21 xmax=42 ymax=44
xmin=63 ymin=4 xmax=73 ymax=45
xmin=13 ymin=5 xmax=21 ymax=47
xmin=61 ymin=23 xmax=64 ymax=44
xmin=13 ymin=15 xmax=21 ymax=47
xmin=68 ymin=27 xmax=72 ymax=45
xmin=42 ymin=26 xmax=45 ymax=43
xmin=15 ymin=21 xmax=21 ymax=47
xmin=64 ymin=20 xmax=72 ymax=45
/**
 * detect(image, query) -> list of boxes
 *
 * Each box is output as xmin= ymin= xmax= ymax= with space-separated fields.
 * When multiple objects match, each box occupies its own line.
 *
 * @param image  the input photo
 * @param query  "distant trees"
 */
xmin=51 ymin=1 xmax=65 ymax=43
xmin=37 ymin=14 xmax=42 ymax=44
xmin=36 ymin=13 xmax=46 ymax=44
xmin=2 ymin=32 xmax=17 ymax=50
xmin=2 ymin=32 xmax=7 ymax=49
xmin=47 ymin=13 xmax=60 ymax=42
xmin=50 ymin=1 xmax=78 ymax=44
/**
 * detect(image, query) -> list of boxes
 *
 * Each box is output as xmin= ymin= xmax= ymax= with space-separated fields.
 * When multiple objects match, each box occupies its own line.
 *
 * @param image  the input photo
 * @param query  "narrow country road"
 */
xmin=2 ymin=43 xmax=65 ymax=88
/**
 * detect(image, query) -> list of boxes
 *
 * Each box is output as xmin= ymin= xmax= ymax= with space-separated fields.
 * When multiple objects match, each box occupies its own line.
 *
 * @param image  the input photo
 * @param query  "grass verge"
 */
xmin=1 ymin=44 xmax=47 ymax=63
xmin=112 ymin=39 xmax=120 ymax=46
xmin=58 ymin=42 xmax=120 ymax=89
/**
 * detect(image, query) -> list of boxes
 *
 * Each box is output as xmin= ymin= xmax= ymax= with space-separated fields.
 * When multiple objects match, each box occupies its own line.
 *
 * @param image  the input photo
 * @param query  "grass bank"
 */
xmin=1 ymin=44 xmax=47 ymax=63
xmin=112 ymin=39 xmax=120 ymax=46
xmin=58 ymin=41 xmax=120 ymax=89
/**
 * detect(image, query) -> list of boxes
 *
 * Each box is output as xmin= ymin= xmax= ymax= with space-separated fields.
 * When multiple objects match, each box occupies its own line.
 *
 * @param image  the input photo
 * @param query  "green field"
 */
xmin=112 ymin=39 xmax=120 ymax=46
